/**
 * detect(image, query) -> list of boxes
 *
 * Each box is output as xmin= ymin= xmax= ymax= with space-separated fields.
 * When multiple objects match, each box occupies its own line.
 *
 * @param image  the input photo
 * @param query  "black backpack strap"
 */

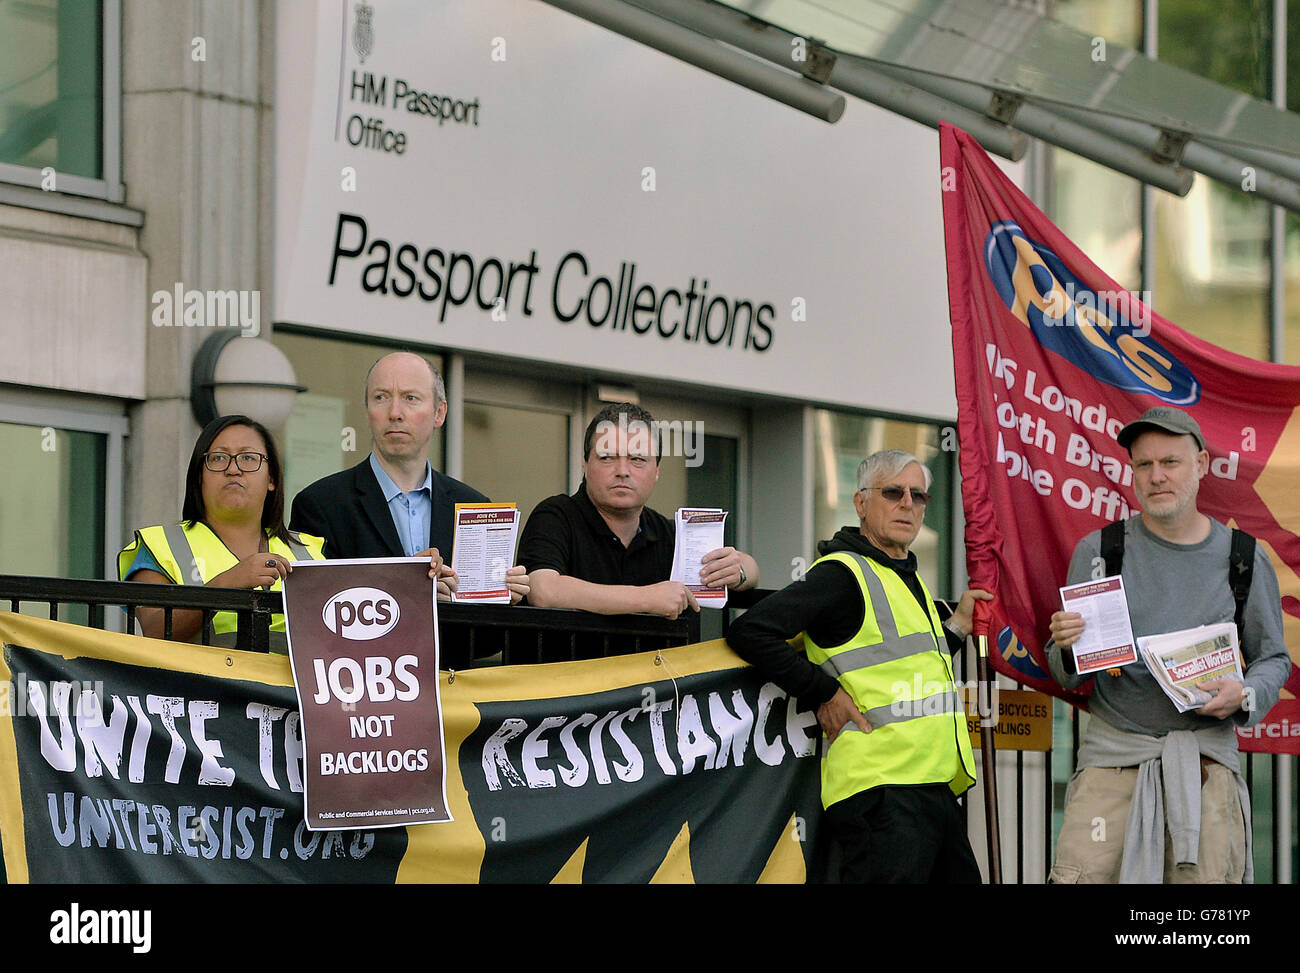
xmin=1100 ymin=520 xmax=1125 ymax=577
xmin=1229 ymin=528 xmax=1255 ymax=643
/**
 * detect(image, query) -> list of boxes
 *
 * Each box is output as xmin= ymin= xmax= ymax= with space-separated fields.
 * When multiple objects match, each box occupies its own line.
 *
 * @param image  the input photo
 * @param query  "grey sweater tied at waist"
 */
xmin=1075 ymin=714 xmax=1251 ymax=884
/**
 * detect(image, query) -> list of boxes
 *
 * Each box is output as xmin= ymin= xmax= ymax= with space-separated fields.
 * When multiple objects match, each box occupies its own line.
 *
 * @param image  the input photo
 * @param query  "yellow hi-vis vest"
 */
xmin=805 ymin=551 xmax=977 ymax=809
xmin=117 ymin=522 xmax=325 ymax=635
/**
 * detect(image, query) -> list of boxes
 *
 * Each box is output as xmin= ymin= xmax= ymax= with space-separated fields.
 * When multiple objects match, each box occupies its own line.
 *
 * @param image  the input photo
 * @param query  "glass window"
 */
xmin=687 ymin=433 xmax=738 ymax=641
xmin=686 ymin=435 xmax=739 ymax=550
xmin=1288 ymin=212 xmax=1300 ymax=365
xmin=1243 ymin=752 xmax=1278 ymax=883
xmin=1152 ymin=0 xmax=1274 ymax=359
xmin=1053 ymin=153 xmax=1143 ymax=291
xmin=1052 ymin=0 xmax=1143 ymax=43
xmin=1153 ymin=180 xmax=1271 ymax=358
xmin=1292 ymin=0 xmax=1300 ymax=114
xmin=649 ymin=438 xmax=687 ymax=519
xmin=1159 ymin=0 xmax=1273 ymax=101
xmin=1049 ymin=2 xmax=1143 ymax=291
xmin=1049 ymin=698 xmax=1083 ymax=863
xmin=0 ymin=0 xmax=103 ymax=179
xmin=0 ymin=422 xmax=105 ymax=621
xmin=462 ymin=401 xmax=568 ymax=524
xmin=811 ymin=409 xmax=953 ymax=595
xmin=271 ymin=330 xmax=444 ymax=512
xmin=1287 ymin=2 xmax=1300 ymax=364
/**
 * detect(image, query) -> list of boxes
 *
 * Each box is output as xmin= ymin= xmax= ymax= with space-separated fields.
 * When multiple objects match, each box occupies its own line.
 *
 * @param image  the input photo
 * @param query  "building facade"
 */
xmin=1 ymin=0 xmax=1295 ymax=880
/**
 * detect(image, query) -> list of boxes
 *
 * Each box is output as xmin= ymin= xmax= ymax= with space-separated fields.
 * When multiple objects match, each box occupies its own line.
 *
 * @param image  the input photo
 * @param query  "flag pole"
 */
xmin=973 ymin=599 xmax=1002 ymax=884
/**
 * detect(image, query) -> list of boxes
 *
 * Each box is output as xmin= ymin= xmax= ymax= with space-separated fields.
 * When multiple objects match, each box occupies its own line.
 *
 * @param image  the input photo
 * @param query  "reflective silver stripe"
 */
xmin=818 ymin=552 xmax=937 ymax=678
xmin=285 ymin=532 xmax=310 ymax=561
xmin=161 ymin=522 xmax=200 ymax=584
xmin=849 ymin=552 xmax=899 ymax=640
xmin=864 ymin=690 xmax=961 ymax=729
xmin=161 ymin=523 xmax=217 ymax=642
xmin=820 ymin=631 xmax=937 ymax=678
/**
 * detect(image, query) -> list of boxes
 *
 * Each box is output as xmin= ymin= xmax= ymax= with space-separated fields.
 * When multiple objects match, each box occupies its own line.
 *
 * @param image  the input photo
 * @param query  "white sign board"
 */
xmin=275 ymin=0 xmax=961 ymax=418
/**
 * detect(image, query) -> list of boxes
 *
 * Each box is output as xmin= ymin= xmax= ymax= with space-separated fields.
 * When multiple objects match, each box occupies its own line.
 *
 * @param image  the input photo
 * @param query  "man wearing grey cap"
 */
xmin=1045 ymin=406 xmax=1290 ymax=883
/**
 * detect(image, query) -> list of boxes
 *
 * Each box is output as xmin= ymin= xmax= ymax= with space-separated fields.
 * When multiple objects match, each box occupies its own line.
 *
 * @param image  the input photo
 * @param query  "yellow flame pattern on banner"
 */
xmin=1245 ymin=403 xmax=1300 ymax=676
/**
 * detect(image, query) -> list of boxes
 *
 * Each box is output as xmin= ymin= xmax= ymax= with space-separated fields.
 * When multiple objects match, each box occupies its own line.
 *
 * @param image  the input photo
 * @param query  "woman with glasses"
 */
xmin=118 ymin=414 xmax=326 ymax=649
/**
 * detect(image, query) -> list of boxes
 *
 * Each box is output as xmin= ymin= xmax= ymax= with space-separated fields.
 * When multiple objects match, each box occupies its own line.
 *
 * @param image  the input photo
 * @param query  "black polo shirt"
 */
xmin=518 ymin=482 xmax=675 ymax=586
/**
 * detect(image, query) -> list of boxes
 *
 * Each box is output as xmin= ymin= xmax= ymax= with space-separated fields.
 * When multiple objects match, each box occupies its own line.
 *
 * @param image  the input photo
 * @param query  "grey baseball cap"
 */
xmin=1116 ymin=406 xmax=1206 ymax=452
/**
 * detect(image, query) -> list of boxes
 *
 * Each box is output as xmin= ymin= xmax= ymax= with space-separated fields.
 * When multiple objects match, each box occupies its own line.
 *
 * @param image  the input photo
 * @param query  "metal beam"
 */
xmin=540 ymin=0 xmax=845 ymax=123
xmin=628 ymin=0 xmax=1026 ymax=158
xmin=584 ymin=0 xmax=1300 ymax=210
xmin=1197 ymin=139 xmax=1300 ymax=190
xmin=821 ymin=61 xmax=1028 ymax=160
xmin=869 ymin=62 xmax=1194 ymax=197
xmin=1047 ymin=102 xmax=1300 ymax=196
xmin=1043 ymin=99 xmax=1300 ymax=209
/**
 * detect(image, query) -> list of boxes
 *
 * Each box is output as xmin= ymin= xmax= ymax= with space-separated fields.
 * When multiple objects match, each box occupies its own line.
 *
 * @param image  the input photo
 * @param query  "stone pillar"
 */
xmin=120 ymin=0 xmax=272 ymax=535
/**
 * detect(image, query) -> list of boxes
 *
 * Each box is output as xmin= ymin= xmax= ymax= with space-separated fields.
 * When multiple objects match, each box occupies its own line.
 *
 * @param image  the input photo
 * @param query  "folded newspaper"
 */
xmin=1137 ymin=622 xmax=1243 ymax=713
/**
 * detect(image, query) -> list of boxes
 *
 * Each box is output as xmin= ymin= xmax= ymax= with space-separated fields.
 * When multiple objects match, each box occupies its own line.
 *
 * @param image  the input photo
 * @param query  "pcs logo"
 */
xmin=323 ymin=586 xmax=399 ymax=640
xmin=983 ymin=221 xmax=1200 ymax=406
xmin=997 ymin=625 xmax=1046 ymax=680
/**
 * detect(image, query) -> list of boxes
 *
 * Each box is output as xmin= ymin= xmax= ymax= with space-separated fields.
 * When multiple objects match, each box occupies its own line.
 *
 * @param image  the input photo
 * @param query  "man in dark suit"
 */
xmin=289 ymin=352 xmax=528 ymax=602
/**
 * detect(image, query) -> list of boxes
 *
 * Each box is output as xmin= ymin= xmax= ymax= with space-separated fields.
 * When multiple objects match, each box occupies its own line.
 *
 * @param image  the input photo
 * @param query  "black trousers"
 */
xmin=823 ymin=783 xmax=982 ymax=884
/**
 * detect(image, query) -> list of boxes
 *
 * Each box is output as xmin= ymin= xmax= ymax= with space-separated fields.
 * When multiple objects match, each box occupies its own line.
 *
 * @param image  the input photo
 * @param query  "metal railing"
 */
xmin=0 ymin=575 xmax=700 ymax=667
xmin=5 ymin=574 xmax=1290 ymax=882
xmin=726 ymin=592 xmax=1295 ymax=883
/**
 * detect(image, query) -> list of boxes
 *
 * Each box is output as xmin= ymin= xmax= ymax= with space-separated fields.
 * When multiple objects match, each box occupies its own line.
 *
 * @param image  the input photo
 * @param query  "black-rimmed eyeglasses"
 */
xmin=204 ymin=451 xmax=267 ymax=473
xmin=859 ymin=485 xmax=930 ymax=506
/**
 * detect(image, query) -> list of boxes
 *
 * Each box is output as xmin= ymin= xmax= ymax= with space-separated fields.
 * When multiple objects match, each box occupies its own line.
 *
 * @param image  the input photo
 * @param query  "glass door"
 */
xmin=460 ymin=369 xmax=583 ymax=526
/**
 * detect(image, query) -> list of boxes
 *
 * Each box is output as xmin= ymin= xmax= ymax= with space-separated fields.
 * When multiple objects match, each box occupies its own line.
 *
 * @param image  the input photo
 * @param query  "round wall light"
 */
xmin=191 ymin=332 xmax=306 ymax=429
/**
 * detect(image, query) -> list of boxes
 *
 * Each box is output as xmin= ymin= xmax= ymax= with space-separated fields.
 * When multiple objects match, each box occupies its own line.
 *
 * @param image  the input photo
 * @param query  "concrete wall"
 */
xmin=0 ymin=206 xmax=145 ymax=399
xmin=120 ymin=0 xmax=273 ymax=539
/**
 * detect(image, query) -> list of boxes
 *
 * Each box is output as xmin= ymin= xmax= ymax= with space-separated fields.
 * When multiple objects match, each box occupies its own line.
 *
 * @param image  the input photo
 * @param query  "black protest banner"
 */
xmin=0 ymin=613 xmax=404 ymax=882
xmin=1 ymin=612 xmax=821 ymax=882
xmin=458 ymin=658 xmax=824 ymax=882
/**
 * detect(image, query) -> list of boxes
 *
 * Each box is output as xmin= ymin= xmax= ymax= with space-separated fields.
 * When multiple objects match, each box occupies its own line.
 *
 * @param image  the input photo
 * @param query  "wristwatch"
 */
xmin=943 ymin=617 xmax=968 ymax=639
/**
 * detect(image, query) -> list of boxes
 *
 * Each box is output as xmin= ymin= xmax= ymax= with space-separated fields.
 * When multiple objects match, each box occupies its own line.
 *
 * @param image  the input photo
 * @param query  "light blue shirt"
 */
xmin=369 ymin=453 xmax=432 ymax=558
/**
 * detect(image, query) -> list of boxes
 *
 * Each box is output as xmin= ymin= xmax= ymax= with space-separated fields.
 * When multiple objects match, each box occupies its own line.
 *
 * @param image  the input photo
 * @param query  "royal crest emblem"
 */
xmin=352 ymin=2 xmax=374 ymax=63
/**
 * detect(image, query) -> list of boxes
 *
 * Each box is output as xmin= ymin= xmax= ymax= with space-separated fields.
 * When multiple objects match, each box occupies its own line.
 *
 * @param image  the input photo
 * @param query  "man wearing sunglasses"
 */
xmin=728 ymin=449 xmax=992 ymax=883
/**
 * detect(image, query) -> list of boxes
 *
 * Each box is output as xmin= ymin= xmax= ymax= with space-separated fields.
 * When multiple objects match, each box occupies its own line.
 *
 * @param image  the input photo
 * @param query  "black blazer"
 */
xmin=288 ymin=457 xmax=488 ymax=559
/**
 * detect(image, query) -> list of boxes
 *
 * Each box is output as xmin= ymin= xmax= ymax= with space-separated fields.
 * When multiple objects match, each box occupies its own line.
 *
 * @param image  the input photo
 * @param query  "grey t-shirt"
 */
xmin=1046 ymin=515 xmax=1291 ymax=736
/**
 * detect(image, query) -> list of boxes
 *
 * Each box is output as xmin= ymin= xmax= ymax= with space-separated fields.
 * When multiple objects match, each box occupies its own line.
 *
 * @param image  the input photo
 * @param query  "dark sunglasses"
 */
xmin=861 ymin=485 xmax=930 ymax=506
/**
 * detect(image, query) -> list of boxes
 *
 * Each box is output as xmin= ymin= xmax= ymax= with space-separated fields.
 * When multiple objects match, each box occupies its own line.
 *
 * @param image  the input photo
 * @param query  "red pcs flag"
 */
xmin=939 ymin=123 xmax=1300 ymax=753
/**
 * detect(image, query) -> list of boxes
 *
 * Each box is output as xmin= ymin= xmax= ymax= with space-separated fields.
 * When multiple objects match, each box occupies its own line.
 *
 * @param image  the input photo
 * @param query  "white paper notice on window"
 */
xmin=1059 ymin=576 xmax=1138 ymax=674
xmin=671 ymin=508 xmax=728 ymax=607
xmin=450 ymin=503 xmax=519 ymax=604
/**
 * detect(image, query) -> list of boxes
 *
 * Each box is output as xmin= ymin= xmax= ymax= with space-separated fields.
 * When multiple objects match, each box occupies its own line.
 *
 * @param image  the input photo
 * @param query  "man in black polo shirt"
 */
xmin=520 ymin=402 xmax=759 ymax=618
